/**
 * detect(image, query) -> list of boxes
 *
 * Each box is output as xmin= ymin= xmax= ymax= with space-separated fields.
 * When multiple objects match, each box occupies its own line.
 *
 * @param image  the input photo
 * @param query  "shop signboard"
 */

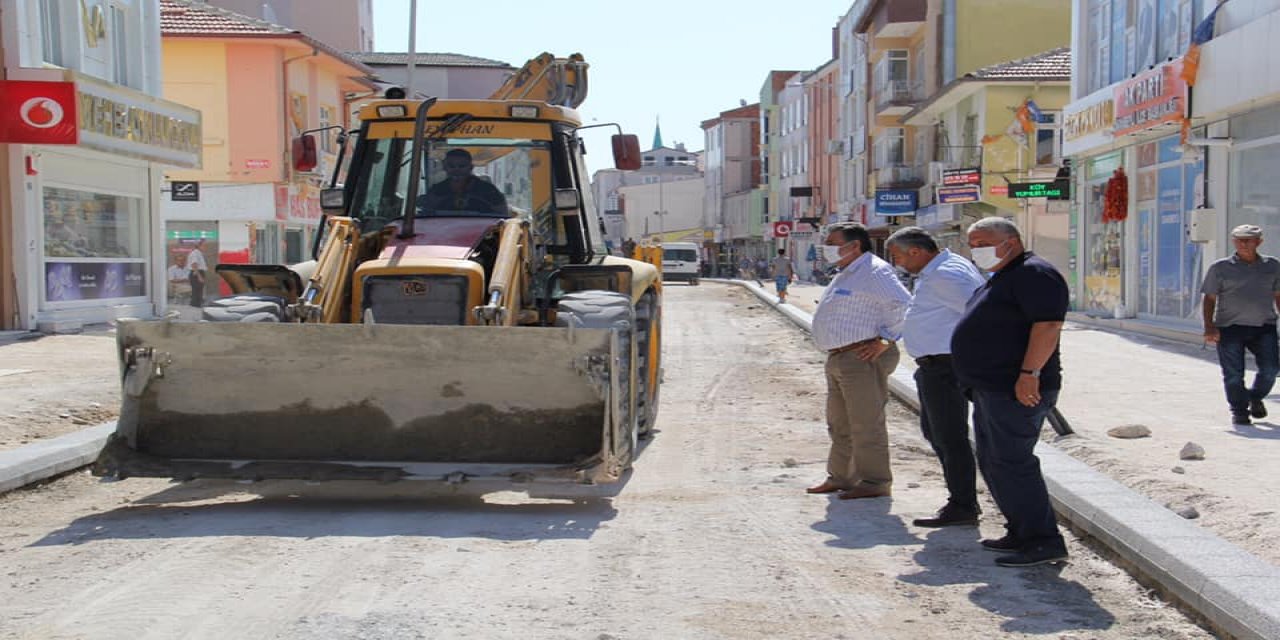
xmin=875 ymin=190 xmax=917 ymax=216
xmin=1113 ymin=62 xmax=1186 ymax=137
xmin=989 ymin=184 xmax=1009 ymax=196
xmin=0 ymin=80 xmax=79 ymax=145
xmin=936 ymin=185 xmax=981 ymax=204
xmin=1009 ymin=180 xmax=1071 ymax=200
xmin=72 ymin=71 xmax=201 ymax=168
xmin=45 ymin=262 xmax=145 ymax=302
xmin=772 ymin=221 xmax=793 ymax=238
xmin=941 ymin=168 xmax=981 ymax=186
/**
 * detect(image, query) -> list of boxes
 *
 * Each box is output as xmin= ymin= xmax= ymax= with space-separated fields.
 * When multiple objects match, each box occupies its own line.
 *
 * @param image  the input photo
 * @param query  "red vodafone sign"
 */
xmin=772 ymin=221 xmax=793 ymax=238
xmin=0 ymin=81 xmax=78 ymax=145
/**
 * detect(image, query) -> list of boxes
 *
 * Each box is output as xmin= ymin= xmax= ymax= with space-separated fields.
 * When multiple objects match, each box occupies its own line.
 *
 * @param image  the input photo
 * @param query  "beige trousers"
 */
xmin=824 ymin=347 xmax=899 ymax=489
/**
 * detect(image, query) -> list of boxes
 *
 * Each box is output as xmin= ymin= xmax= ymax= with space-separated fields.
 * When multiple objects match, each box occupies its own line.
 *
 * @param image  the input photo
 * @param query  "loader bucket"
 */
xmin=94 ymin=320 xmax=630 ymax=484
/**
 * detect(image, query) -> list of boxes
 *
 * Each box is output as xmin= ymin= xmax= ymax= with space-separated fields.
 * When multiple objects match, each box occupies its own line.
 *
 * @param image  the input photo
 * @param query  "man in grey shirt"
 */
xmin=1201 ymin=224 xmax=1280 ymax=425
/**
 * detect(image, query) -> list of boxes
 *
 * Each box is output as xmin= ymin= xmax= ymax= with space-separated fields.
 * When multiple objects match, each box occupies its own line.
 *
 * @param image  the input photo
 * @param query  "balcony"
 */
xmin=874 ymin=79 xmax=922 ymax=115
xmin=876 ymin=164 xmax=924 ymax=189
xmin=858 ymin=0 xmax=927 ymax=41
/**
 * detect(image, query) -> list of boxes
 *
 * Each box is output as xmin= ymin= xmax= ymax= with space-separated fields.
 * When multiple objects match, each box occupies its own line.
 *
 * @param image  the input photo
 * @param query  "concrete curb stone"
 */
xmin=713 ymin=277 xmax=1280 ymax=640
xmin=0 ymin=422 xmax=114 ymax=494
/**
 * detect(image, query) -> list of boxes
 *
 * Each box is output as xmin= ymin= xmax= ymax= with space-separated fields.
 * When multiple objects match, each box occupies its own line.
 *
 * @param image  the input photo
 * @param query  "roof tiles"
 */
xmin=968 ymin=47 xmax=1071 ymax=81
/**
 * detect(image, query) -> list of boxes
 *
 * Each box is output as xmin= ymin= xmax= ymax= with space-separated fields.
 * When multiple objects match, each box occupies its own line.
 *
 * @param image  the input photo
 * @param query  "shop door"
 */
xmin=1137 ymin=138 xmax=1204 ymax=322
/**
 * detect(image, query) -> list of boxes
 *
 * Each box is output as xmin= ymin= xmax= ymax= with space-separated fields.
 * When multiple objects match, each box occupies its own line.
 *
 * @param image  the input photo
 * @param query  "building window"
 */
xmin=642 ymin=155 xmax=655 ymax=166
xmin=1035 ymin=112 xmax=1062 ymax=166
xmin=39 ymin=0 xmax=62 ymax=66
xmin=875 ymin=128 xmax=905 ymax=167
xmin=318 ymin=106 xmax=336 ymax=153
xmin=110 ymin=4 xmax=130 ymax=86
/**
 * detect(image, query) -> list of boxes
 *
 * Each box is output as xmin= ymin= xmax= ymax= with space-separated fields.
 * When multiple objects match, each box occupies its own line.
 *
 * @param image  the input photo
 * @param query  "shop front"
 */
xmin=1063 ymin=62 xmax=1206 ymax=326
xmin=3 ymin=72 xmax=201 ymax=329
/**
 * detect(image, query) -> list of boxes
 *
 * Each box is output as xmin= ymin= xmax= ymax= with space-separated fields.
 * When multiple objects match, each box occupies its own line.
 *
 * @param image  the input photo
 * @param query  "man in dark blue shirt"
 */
xmin=951 ymin=216 xmax=1069 ymax=568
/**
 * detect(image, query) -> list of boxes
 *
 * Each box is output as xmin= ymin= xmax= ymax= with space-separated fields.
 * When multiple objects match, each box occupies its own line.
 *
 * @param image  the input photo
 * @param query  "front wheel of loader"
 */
xmin=555 ymin=291 xmax=638 ymax=470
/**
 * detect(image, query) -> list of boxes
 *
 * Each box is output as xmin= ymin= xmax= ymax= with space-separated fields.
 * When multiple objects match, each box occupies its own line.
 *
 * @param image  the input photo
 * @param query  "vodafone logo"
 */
xmin=0 ymin=80 xmax=78 ymax=145
xmin=19 ymin=97 xmax=65 ymax=129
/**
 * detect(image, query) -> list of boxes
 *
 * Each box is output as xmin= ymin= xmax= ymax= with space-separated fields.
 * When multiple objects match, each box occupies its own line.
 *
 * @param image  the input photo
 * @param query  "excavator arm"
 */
xmin=490 ymin=52 xmax=588 ymax=108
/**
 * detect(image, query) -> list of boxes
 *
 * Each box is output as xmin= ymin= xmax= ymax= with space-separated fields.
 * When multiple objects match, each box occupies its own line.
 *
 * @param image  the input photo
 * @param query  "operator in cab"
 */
xmin=418 ymin=148 xmax=508 ymax=215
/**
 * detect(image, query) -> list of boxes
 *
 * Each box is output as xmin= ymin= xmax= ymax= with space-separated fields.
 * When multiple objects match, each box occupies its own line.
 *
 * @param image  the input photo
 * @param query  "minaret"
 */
xmin=652 ymin=117 xmax=663 ymax=150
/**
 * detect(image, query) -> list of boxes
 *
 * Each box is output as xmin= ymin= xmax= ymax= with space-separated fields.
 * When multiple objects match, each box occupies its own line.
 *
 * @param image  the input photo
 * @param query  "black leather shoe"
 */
xmin=912 ymin=504 xmax=979 ymax=528
xmin=1233 ymin=412 xmax=1253 ymax=426
xmin=995 ymin=544 xmax=1068 ymax=567
xmin=1250 ymin=399 xmax=1268 ymax=419
xmin=980 ymin=534 xmax=1023 ymax=552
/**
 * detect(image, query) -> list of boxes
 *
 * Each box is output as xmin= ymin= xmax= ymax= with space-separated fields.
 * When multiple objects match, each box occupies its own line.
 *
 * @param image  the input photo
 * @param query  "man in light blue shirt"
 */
xmin=887 ymin=226 xmax=986 ymax=527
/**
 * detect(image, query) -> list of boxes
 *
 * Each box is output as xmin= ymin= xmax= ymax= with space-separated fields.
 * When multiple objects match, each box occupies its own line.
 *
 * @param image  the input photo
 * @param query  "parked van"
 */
xmin=661 ymin=242 xmax=701 ymax=285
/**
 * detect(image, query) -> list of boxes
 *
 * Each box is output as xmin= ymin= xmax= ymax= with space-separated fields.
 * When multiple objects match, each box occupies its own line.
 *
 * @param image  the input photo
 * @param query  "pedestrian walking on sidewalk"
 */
xmin=807 ymin=222 xmax=911 ymax=501
xmin=1201 ymin=224 xmax=1280 ymax=426
xmin=951 ymin=217 xmax=1069 ymax=568
xmin=771 ymin=249 xmax=795 ymax=303
xmin=886 ymin=227 xmax=986 ymax=528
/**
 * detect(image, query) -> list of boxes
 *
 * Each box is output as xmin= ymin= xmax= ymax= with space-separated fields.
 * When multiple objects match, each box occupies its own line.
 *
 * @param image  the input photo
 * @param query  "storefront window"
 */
xmin=43 ymin=187 xmax=144 ymax=258
xmin=1083 ymin=152 xmax=1123 ymax=314
xmin=43 ymin=186 xmax=147 ymax=304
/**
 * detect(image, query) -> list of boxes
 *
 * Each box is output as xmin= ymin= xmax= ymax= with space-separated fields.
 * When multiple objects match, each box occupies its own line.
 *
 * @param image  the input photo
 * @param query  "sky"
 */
xmin=370 ymin=0 xmax=854 ymax=174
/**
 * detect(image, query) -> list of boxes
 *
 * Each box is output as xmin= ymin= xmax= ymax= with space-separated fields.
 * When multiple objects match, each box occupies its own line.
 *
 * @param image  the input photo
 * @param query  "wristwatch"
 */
xmin=1019 ymin=368 xmax=1041 ymax=378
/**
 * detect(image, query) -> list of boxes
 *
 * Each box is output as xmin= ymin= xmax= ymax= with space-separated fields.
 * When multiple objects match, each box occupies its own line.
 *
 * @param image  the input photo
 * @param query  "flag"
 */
xmin=1179 ymin=0 xmax=1228 ymax=143
xmin=1025 ymin=99 xmax=1043 ymax=125
xmin=1180 ymin=0 xmax=1227 ymax=88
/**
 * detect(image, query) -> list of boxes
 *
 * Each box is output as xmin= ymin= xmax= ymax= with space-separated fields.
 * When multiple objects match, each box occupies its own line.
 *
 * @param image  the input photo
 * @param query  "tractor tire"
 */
xmin=633 ymin=291 xmax=661 ymax=438
xmin=555 ymin=291 xmax=637 ymax=469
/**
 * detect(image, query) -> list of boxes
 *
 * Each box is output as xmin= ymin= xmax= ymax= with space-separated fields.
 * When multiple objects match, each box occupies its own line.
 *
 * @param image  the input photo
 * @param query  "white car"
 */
xmin=661 ymin=242 xmax=701 ymax=285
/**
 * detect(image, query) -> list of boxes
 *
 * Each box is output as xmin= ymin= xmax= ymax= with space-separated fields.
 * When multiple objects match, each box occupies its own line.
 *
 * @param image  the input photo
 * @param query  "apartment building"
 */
xmin=701 ymin=102 xmax=762 ymax=272
xmin=850 ymin=0 xmax=1070 ymax=251
xmin=1063 ymin=0 xmax=1280 ymax=327
xmin=158 ymin=0 xmax=376 ymax=304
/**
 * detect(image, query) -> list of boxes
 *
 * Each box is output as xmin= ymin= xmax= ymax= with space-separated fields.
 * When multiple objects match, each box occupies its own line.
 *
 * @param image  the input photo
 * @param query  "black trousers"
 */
xmin=188 ymin=271 xmax=205 ymax=307
xmin=913 ymin=355 xmax=978 ymax=511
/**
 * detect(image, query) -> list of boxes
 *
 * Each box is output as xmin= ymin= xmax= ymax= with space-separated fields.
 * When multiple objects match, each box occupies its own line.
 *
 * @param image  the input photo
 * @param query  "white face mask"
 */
xmin=822 ymin=242 xmax=850 ymax=264
xmin=970 ymin=241 xmax=1006 ymax=271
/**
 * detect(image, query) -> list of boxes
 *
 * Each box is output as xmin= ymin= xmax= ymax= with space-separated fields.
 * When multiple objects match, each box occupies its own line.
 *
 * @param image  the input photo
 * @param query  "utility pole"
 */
xmin=405 ymin=0 xmax=418 ymax=96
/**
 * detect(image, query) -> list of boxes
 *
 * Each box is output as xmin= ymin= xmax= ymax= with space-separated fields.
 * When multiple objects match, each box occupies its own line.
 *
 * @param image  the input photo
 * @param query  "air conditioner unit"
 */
xmin=826 ymin=139 xmax=845 ymax=155
xmin=928 ymin=161 xmax=950 ymax=185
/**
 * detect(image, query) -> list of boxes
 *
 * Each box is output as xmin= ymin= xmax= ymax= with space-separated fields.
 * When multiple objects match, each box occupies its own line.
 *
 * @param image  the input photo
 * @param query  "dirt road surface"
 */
xmin=0 ymin=331 xmax=118 ymax=451
xmin=0 ymin=284 xmax=1210 ymax=639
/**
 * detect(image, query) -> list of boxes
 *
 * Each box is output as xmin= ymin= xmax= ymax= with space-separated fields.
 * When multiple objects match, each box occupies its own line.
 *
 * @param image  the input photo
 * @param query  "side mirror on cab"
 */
xmin=319 ymin=187 xmax=346 ymax=211
xmin=612 ymin=134 xmax=641 ymax=171
xmin=292 ymin=134 xmax=318 ymax=172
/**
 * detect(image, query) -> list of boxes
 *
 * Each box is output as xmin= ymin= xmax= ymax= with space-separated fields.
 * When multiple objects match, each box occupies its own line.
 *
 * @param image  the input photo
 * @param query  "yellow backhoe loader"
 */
xmin=94 ymin=53 xmax=662 ymax=486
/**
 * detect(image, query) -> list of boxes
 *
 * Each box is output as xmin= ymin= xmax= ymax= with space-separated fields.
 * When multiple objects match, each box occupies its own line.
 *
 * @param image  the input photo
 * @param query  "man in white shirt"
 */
xmin=887 ymin=226 xmax=986 ymax=527
xmin=186 ymin=238 xmax=209 ymax=307
xmin=807 ymin=222 xmax=911 ymax=500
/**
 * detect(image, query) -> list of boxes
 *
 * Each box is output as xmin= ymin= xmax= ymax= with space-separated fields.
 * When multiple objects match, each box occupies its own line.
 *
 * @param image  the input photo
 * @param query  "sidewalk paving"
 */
xmin=734 ymin=278 xmax=1280 ymax=640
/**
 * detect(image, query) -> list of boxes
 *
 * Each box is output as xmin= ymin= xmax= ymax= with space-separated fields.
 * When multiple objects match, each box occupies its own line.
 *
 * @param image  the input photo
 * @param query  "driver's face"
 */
xmin=444 ymin=156 xmax=473 ymax=180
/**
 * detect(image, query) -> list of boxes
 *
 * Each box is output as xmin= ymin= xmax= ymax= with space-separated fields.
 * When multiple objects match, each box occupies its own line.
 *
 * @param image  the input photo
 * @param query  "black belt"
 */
xmin=914 ymin=354 xmax=951 ymax=366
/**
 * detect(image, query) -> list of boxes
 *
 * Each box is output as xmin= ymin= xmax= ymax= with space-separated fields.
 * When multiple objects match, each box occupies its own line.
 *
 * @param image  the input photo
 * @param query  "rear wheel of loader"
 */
xmin=634 ymin=290 xmax=660 ymax=439
xmin=555 ymin=291 xmax=638 ymax=470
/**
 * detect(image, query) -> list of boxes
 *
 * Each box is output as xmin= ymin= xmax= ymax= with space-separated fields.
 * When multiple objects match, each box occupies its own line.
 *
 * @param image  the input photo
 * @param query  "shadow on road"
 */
xmin=1228 ymin=420 xmax=1280 ymax=439
xmin=899 ymin=528 xmax=1117 ymax=634
xmin=29 ymin=479 xmax=623 ymax=546
xmin=810 ymin=498 xmax=920 ymax=550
